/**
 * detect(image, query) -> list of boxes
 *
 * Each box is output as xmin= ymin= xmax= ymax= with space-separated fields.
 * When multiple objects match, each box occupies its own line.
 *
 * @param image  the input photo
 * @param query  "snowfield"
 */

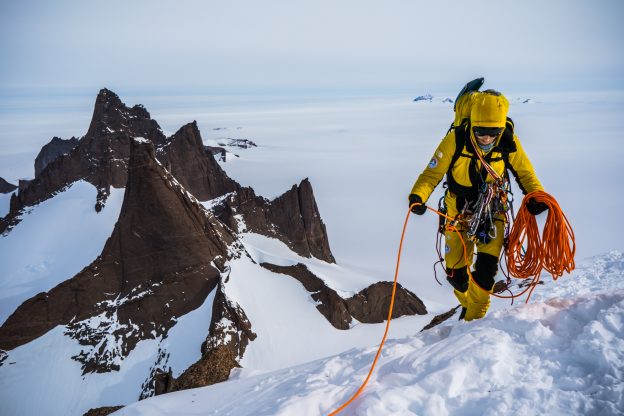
xmin=116 ymin=252 xmax=624 ymax=416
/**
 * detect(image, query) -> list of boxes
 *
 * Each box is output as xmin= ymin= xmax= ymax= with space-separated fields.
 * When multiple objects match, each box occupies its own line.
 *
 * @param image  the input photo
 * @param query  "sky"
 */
xmin=1 ymin=0 xmax=623 ymax=94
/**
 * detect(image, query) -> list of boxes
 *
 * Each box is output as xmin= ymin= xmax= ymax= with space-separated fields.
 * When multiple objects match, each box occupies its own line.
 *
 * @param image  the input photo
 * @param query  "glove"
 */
xmin=409 ymin=194 xmax=427 ymax=215
xmin=526 ymin=198 xmax=548 ymax=216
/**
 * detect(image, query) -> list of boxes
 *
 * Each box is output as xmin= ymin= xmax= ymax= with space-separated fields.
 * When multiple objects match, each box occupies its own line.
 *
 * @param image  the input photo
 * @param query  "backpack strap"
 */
xmin=446 ymin=118 xmax=516 ymax=201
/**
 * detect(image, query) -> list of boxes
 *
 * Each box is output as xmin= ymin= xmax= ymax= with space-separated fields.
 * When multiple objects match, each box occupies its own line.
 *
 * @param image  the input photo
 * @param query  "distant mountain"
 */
xmin=413 ymin=94 xmax=433 ymax=102
xmin=412 ymin=94 xmax=454 ymax=103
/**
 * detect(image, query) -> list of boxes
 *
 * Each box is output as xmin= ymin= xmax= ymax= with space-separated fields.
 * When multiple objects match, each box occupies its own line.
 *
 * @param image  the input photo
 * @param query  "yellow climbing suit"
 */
xmin=410 ymin=92 xmax=543 ymax=321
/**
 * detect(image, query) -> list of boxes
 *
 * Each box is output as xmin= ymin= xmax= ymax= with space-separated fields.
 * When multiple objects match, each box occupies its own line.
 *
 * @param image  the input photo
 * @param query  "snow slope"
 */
xmin=0 ymin=181 xmax=124 ymax=325
xmin=115 ymin=252 xmax=624 ymax=416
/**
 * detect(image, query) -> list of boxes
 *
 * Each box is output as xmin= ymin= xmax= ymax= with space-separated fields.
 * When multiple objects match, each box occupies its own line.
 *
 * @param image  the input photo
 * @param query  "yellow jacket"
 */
xmin=410 ymin=123 xmax=543 ymax=216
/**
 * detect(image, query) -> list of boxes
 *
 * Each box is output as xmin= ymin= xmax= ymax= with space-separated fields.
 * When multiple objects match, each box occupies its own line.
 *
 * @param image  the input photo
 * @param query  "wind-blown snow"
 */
xmin=116 ymin=252 xmax=624 ymax=415
xmin=0 ymin=181 xmax=124 ymax=325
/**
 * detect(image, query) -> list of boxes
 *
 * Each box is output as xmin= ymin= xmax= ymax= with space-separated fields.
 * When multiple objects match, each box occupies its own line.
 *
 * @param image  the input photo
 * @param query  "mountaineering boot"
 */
xmin=453 ymin=289 xmax=468 ymax=320
xmin=464 ymin=280 xmax=493 ymax=321
xmin=453 ymin=289 xmax=468 ymax=308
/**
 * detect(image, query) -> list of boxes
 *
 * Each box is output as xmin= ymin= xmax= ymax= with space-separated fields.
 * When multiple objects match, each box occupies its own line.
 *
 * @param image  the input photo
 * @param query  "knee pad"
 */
xmin=473 ymin=253 xmax=498 ymax=290
xmin=446 ymin=266 xmax=469 ymax=293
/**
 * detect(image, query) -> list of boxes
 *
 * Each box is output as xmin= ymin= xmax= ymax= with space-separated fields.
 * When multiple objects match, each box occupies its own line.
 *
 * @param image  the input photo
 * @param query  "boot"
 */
xmin=464 ymin=280 xmax=493 ymax=321
xmin=454 ymin=289 xmax=468 ymax=320
xmin=453 ymin=289 xmax=468 ymax=308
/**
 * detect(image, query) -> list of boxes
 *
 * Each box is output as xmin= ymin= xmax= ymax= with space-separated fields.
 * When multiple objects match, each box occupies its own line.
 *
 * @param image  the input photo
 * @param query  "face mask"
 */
xmin=478 ymin=142 xmax=494 ymax=153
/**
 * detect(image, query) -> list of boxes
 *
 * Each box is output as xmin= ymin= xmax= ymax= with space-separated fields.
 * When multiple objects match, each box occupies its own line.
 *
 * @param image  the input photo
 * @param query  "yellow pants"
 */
xmin=445 ymin=213 xmax=505 ymax=321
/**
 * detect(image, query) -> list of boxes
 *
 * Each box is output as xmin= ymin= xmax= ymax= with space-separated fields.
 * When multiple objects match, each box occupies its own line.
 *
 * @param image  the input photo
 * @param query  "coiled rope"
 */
xmin=501 ymin=190 xmax=575 ymax=301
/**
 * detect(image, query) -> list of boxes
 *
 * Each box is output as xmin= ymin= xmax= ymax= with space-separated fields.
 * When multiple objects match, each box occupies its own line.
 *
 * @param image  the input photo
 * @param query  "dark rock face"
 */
xmin=420 ymin=306 xmax=461 ymax=332
xmin=202 ymin=282 xmax=257 ymax=360
xmin=346 ymin=282 xmax=427 ymax=323
xmin=269 ymin=179 xmax=335 ymax=263
xmin=83 ymin=406 xmax=124 ymax=416
xmin=0 ymin=177 xmax=17 ymax=194
xmin=213 ymin=179 xmax=335 ymax=263
xmin=158 ymin=122 xmax=239 ymax=201
xmin=0 ymin=140 xmax=235 ymax=374
xmin=261 ymin=263 xmax=426 ymax=329
xmin=34 ymin=136 xmax=79 ymax=177
xmin=173 ymin=346 xmax=240 ymax=392
xmin=143 ymin=346 xmax=239 ymax=398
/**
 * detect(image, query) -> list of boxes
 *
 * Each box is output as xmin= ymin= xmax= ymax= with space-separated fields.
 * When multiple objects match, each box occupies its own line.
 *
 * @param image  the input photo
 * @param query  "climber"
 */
xmin=408 ymin=89 xmax=548 ymax=321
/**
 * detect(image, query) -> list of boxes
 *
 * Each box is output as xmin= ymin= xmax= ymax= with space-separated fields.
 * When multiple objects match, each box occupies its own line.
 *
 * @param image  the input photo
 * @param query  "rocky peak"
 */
xmin=34 ymin=136 xmax=79 ymax=177
xmin=0 ymin=139 xmax=238 ymax=373
xmin=0 ymin=177 xmax=17 ymax=194
xmin=2 ymin=89 xmax=168 ymax=232
xmin=212 ymin=179 xmax=335 ymax=263
xmin=85 ymin=89 xmax=158 ymax=139
xmin=269 ymin=178 xmax=335 ymax=263
xmin=157 ymin=121 xmax=239 ymax=201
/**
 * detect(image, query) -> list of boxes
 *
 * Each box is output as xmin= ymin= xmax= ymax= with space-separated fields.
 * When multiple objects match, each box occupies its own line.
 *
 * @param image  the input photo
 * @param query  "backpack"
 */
xmin=444 ymin=79 xmax=522 ymax=203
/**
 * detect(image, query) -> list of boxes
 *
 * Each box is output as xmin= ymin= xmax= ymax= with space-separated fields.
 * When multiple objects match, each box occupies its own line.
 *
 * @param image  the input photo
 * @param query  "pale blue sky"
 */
xmin=1 ymin=0 xmax=623 ymax=93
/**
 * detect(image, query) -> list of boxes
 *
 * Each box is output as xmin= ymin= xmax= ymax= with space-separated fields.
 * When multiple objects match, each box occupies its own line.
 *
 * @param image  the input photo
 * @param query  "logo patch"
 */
xmin=437 ymin=151 xmax=444 ymax=158
xmin=428 ymin=157 xmax=439 ymax=169
xmin=445 ymin=244 xmax=450 ymax=254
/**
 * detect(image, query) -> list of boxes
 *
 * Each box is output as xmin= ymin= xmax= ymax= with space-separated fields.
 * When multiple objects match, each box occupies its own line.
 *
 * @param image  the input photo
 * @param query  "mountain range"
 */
xmin=0 ymin=89 xmax=427 ymax=416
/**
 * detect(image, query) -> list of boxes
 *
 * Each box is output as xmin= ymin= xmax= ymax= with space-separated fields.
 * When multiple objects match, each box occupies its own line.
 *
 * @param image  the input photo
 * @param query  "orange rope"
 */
xmin=328 ymin=203 xmax=468 ymax=415
xmin=503 ymin=190 xmax=575 ymax=301
xmin=327 ymin=206 xmax=412 ymax=415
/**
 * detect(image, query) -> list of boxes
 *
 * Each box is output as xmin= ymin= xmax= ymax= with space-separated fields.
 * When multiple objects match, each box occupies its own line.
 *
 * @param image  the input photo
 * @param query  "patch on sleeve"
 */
xmin=428 ymin=157 xmax=439 ymax=169
xmin=437 ymin=151 xmax=444 ymax=158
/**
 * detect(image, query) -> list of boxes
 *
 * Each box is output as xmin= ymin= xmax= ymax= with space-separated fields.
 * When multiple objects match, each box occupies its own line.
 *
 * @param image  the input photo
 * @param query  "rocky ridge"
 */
xmin=34 ymin=136 xmax=80 ymax=177
xmin=0 ymin=177 xmax=17 ymax=194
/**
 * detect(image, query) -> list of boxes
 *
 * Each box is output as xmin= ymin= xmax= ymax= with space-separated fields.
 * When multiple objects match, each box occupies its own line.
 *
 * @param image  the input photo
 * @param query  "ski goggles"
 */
xmin=473 ymin=126 xmax=504 ymax=137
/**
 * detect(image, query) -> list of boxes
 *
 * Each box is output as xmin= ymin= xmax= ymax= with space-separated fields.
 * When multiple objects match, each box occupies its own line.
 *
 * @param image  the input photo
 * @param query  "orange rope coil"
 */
xmin=503 ymin=190 xmax=575 ymax=301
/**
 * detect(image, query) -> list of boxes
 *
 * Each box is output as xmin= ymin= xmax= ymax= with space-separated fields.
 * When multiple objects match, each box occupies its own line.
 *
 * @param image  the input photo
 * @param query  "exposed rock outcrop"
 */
xmin=34 ymin=136 xmax=79 ymax=177
xmin=346 ymin=281 xmax=427 ymax=323
xmin=0 ymin=177 xmax=17 ymax=194
xmin=261 ymin=263 xmax=427 ymax=329
xmin=140 ymin=281 xmax=255 ymax=398
xmin=213 ymin=180 xmax=335 ymax=263
xmin=420 ymin=306 xmax=461 ymax=331
xmin=0 ymin=139 xmax=235 ymax=374
xmin=83 ymin=406 xmax=124 ymax=416
xmin=158 ymin=122 xmax=239 ymax=200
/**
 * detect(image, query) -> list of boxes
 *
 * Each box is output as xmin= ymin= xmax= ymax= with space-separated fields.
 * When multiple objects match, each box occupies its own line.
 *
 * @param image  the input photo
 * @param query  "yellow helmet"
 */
xmin=470 ymin=90 xmax=509 ymax=128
